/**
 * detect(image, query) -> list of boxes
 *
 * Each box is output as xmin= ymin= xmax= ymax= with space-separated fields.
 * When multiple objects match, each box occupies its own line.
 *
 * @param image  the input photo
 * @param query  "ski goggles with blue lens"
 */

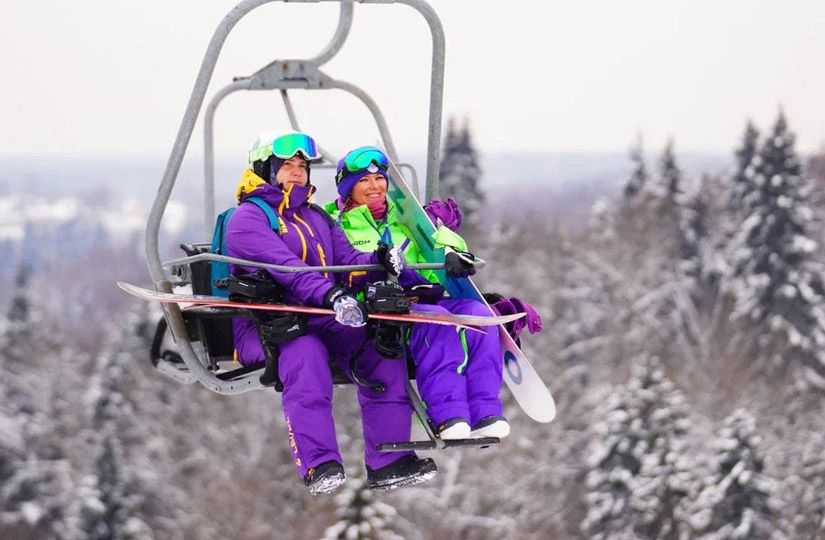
xmin=336 ymin=146 xmax=389 ymax=183
xmin=250 ymin=132 xmax=321 ymax=163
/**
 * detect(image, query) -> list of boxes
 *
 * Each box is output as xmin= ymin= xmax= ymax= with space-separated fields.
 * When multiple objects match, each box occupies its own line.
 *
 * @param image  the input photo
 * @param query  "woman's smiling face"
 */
xmin=349 ymin=172 xmax=388 ymax=206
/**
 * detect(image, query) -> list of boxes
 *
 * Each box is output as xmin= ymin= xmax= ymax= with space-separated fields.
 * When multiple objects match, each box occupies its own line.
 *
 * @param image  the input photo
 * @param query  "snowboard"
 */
xmin=117 ymin=282 xmax=525 ymax=330
xmin=385 ymin=161 xmax=557 ymax=423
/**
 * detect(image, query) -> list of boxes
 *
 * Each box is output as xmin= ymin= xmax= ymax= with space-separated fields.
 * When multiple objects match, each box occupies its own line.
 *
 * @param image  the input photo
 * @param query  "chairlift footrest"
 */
xmin=215 ymin=363 xmax=264 ymax=381
xmin=377 ymin=437 xmax=500 ymax=452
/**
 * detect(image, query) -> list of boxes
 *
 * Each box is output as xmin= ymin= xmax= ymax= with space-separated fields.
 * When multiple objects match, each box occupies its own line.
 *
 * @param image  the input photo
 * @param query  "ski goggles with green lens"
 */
xmin=250 ymin=132 xmax=321 ymax=164
xmin=335 ymin=146 xmax=389 ymax=183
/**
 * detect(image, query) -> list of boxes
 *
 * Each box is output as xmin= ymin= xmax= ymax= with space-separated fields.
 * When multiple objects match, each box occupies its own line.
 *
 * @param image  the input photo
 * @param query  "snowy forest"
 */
xmin=3 ymin=110 xmax=825 ymax=539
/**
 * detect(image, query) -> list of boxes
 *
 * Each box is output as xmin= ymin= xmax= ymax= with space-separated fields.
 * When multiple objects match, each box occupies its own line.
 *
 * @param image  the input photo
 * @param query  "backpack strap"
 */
xmin=211 ymin=207 xmax=236 ymax=255
xmin=208 ymin=206 xmax=237 ymax=296
xmin=209 ymin=198 xmax=282 ymax=297
xmin=245 ymin=196 xmax=283 ymax=235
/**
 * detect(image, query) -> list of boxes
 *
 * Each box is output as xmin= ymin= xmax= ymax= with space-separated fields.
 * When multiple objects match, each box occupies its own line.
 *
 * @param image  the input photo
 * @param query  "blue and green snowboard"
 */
xmin=386 ymin=161 xmax=556 ymax=423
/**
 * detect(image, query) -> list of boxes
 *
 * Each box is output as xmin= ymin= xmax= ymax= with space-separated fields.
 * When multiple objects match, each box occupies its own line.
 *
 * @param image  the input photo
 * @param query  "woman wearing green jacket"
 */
xmin=324 ymin=146 xmax=510 ymax=440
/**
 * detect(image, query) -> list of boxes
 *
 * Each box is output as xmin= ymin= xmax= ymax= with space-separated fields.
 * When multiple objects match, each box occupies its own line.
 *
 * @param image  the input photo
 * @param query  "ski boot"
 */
xmin=366 ymin=455 xmax=437 ymax=491
xmin=304 ymin=461 xmax=346 ymax=495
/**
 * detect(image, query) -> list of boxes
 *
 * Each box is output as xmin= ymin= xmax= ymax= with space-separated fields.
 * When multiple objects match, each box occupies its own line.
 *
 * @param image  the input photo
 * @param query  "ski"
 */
xmin=117 ymin=282 xmax=525 ymax=330
xmin=384 ymin=161 xmax=557 ymax=423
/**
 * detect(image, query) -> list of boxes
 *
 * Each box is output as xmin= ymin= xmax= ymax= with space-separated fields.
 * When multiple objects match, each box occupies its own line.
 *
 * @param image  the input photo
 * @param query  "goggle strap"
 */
xmin=271 ymin=133 xmax=320 ymax=161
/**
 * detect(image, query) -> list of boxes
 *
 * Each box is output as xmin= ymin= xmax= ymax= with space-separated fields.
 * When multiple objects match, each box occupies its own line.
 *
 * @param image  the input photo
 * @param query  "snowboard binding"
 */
xmin=223 ymin=271 xmax=307 ymax=390
xmin=364 ymin=280 xmax=411 ymax=360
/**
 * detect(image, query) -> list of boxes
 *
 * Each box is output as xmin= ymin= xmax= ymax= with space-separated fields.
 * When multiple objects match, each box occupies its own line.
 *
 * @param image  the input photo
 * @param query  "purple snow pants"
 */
xmin=409 ymin=298 xmax=504 ymax=427
xmin=236 ymin=315 xmax=413 ymax=478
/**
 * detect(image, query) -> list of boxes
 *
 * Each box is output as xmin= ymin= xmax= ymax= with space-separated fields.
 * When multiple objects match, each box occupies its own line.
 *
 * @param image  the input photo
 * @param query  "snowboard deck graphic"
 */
xmin=117 ymin=282 xmax=524 ymax=330
xmin=385 ymin=161 xmax=557 ymax=423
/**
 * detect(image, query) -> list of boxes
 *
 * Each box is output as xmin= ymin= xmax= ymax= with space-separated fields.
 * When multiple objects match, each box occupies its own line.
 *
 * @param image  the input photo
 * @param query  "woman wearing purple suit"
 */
xmin=225 ymin=131 xmax=436 ymax=495
xmin=324 ymin=147 xmax=543 ymax=442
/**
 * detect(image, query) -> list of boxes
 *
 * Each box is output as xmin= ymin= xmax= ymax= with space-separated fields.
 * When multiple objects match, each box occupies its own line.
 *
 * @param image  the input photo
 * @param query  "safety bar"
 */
xmin=162 ymin=253 xmax=486 ymax=273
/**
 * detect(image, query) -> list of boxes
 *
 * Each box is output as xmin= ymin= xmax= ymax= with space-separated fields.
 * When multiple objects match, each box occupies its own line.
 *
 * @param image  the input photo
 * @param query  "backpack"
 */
xmin=210 ymin=196 xmax=282 ymax=297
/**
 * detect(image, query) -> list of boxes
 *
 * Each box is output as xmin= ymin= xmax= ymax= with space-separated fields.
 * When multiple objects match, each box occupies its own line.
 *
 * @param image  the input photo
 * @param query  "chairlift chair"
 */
xmin=144 ymin=0 xmax=499 ymax=451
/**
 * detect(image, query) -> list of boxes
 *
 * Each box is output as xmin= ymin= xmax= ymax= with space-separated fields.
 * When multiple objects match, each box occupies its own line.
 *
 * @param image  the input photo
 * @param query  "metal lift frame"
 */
xmin=145 ymin=0 xmax=448 ymax=395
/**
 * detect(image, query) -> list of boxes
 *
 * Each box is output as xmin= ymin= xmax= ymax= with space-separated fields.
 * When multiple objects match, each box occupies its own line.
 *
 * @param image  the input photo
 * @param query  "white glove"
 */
xmin=333 ymin=295 xmax=367 ymax=327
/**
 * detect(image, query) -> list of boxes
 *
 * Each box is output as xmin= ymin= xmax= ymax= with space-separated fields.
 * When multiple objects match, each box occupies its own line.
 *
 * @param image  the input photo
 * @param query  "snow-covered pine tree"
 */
xmin=680 ymin=171 xmax=735 ymax=310
xmin=789 ymin=421 xmax=825 ymax=538
xmin=624 ymin=131 xmax=649 ymax=202
xmin=76 ymin=437 xmax=137 ymax=540
xmin=728 ymin=121 xmax=760 ymax=217
xmin=808 ymin=143 xmax=825 ymax=182
xmin=438 ymin=116 xmax=484 ymax=224
xmin=70 ymin=313 xmax=151 ymax=540
xmin=0 ymin=310 xmax=24 ymax=500
xmin=564 ymin=197 xmax=687 ymax=375
xmin=322 ymin=477 xmax=403 ymax=540
xmin=654 ymin=137 xmax=699 ymax=276
xmin=0 ymin=455 xmax=72 ymax=540
xmin=719 ymin=121 xmax=762 ymax=285
xmin=0 ymin=266 xmax=76 ymax=540
xmin=7 ymin=263 xmax=32 ymax=325
xmin=806 ymin=143 xmax=825 ymax=222
xmin=551 ymin=234 xmax=641 ymax=374
xmin=589 ymin=197 xmax=616 ymax=248
xmin=678 ymin=177 xmax=709 ymax=281
xmin=0 ymin=388 xmax=22 ymax=493
xmin=685 ymin=173 xmax=735 ymax=316
xmin=688 ymin=409 xmax=781 ymax=539
xmin=659 ymin=137 xmax=683 ymax=209
xmin=729 ymin=110 xmax=825 ymax=389
xmin=582 ymin=357 xmax=692 ymax=540
xmin=628 ymin=360 xmax=693 ymax=539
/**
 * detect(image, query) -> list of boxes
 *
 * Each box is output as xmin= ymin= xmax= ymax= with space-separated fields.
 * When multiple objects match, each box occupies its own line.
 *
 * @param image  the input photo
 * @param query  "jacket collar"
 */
xmin=339 ymin=199 xmax=397 ymax=229
xmin=235 ymin=168 xmax=315 ymax=214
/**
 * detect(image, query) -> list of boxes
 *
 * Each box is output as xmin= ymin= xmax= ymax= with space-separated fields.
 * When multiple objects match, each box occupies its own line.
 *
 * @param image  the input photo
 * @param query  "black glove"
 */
xmin=444 ymin=246 xmax=476 ymax=278
xmin=375 ymin=242 xmax=407 ymax=276
xmin=323 ymin=286 xmax=347 ymax=309
xmin=364 ymin=281 xmax=410 ymax=314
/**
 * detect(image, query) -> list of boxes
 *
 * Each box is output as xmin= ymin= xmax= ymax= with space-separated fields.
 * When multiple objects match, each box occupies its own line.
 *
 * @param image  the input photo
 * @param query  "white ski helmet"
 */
xmin=248 ymin=130 xmax=321 ymax=165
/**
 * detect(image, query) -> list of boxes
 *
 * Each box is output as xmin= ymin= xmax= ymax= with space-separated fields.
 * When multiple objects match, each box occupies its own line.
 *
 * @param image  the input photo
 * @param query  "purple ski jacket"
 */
xmin=225 ymin=169 xmax=380 ymax=361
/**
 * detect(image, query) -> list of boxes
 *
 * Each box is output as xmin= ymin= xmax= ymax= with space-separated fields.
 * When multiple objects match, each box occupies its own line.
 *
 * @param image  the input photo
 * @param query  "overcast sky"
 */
xmin=2 ymin=0 xmax=824 ymax=164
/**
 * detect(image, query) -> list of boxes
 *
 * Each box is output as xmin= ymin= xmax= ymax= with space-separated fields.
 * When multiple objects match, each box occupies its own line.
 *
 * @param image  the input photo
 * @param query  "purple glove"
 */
xmin=484 ymin=294 xmax=543 ymax=344
xmin=424 ymin=197 xmax=463 ymax=233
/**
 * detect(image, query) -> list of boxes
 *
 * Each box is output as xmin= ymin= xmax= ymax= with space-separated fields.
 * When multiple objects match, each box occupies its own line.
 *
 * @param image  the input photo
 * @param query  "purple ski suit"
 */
xmin=225 ymin=169 xmax=413 ymax=477
xmin=406 ymin=298 xmax=504 ymax=427
xmin=325 ymin=200 xmax=504 ymax=429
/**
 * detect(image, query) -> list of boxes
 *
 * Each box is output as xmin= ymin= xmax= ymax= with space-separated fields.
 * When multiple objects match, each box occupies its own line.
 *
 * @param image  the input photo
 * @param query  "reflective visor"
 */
xmin=271 ymin=132 xmax=320 ymax=160
xmin=343 ymin=146 xmax=389 ymax=174
xmin=249 ymin=132 xmax=321 ymax=163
